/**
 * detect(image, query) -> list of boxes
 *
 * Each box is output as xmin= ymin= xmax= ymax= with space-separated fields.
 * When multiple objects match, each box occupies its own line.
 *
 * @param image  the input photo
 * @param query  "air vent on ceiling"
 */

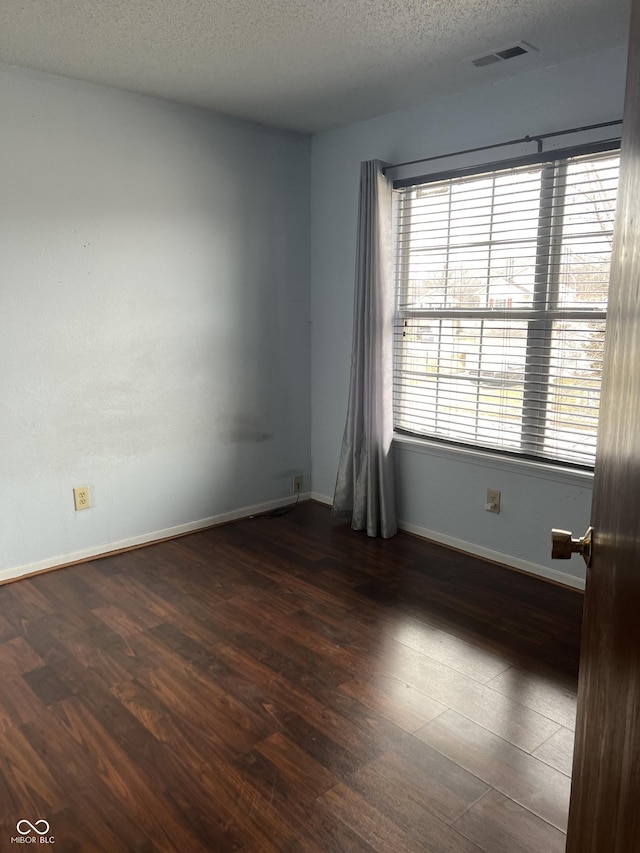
xmin=471 ymin=41 xmax=537 ymax=68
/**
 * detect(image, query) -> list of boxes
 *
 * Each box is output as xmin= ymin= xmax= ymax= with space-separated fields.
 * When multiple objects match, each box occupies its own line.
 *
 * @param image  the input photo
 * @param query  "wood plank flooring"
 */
xmin=0 ymin=501 xmax=583 ymax=851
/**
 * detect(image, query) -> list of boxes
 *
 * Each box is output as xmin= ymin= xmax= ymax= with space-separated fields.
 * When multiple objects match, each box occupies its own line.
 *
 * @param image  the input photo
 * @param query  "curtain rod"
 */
xmin=382 ymin=119 xmax=623 ymax=175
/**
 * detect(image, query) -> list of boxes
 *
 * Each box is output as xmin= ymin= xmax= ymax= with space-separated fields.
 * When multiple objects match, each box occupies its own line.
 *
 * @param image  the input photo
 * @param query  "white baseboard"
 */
xmin=310 ymin=491 xmax=583 ymax=591
xmin=398 ymin=520 xmax=585 ymax=591
xmin=7 ymin=489 xmax=582 ymax=592
xmin=0 ymin=492 xmax=312 ymax=585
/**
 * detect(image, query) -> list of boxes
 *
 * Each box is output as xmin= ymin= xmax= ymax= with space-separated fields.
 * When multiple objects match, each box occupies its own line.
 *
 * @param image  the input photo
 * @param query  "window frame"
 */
xmin=392 ymin=139 xmax=621 ymax=470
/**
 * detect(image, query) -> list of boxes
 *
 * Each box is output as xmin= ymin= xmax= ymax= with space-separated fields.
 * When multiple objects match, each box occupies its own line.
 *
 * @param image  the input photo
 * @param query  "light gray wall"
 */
xmin=310 ymin=46 xmax=628 ymax=585
xmin=1 ymin=63 xmax=311 ymax=576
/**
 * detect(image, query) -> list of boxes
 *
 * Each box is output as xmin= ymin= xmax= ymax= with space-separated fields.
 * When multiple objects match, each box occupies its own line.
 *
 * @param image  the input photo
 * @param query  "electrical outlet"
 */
xmin=292 ymin=474 xmax=302 ymax=494
xmin=485 ymin=488 xmax=501 ymax=514
xmin=73 ymin=485 xmax=92 ymax=511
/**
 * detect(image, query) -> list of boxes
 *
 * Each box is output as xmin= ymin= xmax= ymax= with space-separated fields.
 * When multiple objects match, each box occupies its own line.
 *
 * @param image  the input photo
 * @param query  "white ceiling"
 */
xmin=0 ymin=0 xmax=631 ymax=134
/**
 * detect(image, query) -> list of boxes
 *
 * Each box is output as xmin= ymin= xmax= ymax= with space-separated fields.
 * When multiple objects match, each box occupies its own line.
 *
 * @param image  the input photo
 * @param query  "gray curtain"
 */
xmin=332 ymin=160 xmax=397 ymax=538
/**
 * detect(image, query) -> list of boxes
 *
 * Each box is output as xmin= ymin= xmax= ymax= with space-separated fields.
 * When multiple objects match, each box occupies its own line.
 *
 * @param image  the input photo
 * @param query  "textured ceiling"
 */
xmin=0 ymin=0 xmax=631 ymax=133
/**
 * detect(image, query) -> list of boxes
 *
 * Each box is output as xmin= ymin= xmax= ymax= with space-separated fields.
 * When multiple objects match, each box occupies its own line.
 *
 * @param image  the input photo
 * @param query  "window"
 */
xmin=393 ymin=147 xmax=620 ymax=468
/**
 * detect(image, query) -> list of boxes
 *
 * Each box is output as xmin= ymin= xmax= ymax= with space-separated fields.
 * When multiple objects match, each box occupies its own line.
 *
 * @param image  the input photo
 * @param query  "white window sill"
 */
xmin=393 ymin=433 xmax=594 ymax=488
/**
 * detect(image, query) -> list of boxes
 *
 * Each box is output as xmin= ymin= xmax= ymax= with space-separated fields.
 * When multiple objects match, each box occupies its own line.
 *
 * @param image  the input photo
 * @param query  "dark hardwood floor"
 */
xmin=0 ymin=501 xmax=583 ymax=852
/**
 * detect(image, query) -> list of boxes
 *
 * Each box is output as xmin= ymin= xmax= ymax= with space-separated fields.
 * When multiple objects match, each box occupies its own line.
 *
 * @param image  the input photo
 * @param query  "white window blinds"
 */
xmin=393 ymin=148 xmax=620 ymax=467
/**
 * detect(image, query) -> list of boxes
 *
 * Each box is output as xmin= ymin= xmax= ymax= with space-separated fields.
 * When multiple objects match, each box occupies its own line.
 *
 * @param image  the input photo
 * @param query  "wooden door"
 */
xmin=565 ymin=1 xmax=640 ymax=850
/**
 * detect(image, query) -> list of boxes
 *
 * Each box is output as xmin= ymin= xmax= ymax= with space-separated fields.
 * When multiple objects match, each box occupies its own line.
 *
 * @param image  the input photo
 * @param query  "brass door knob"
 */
xmin=551 ymin=527 xmax=593 ymax=567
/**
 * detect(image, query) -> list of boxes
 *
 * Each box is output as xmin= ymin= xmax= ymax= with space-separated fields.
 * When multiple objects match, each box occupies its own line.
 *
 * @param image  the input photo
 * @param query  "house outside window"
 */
xmin=393 ymin=147 xmax=620 ymax=468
